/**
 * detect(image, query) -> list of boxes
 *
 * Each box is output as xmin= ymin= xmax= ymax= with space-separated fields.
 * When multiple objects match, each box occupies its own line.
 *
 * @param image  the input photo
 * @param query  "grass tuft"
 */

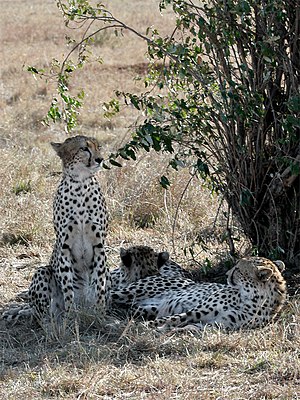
xmin=12 ymin=180 xmax=32 ymax=196
xmin=1 ymin=232 xmax=34 ymax=247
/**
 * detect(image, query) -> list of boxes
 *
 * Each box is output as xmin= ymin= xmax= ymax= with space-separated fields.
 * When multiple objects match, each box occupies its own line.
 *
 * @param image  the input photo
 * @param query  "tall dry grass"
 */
xmin=0 ymin=1 xmax=299 ymax=399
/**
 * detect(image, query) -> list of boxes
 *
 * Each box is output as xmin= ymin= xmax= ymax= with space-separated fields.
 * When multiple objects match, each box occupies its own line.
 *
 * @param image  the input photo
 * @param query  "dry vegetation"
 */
xmin=0 ymin=0 xmax=299 ymax=398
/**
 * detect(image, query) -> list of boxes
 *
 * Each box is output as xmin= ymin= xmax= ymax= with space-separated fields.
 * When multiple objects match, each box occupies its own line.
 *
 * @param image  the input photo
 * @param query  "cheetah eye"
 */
xmin=80 ymin=147 xmax=90 ymax=153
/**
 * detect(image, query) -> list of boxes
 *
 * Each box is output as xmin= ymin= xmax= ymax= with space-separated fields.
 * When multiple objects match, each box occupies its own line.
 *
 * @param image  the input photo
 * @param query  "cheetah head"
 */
xmin=51 ymin=135 xmax=103 ymax=179
xmin=119 ymin=245 xmax=169 ymax=283
xmin=226 ymin=256 xmax=286 ymax=295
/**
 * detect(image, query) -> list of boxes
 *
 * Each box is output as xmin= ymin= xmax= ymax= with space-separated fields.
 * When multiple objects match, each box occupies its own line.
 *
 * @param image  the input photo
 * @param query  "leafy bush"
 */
xmin=33 ymin=0 xmax=300 ymax=267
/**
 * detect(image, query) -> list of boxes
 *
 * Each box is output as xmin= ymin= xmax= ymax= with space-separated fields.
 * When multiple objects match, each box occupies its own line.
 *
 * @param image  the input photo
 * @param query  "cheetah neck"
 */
xmin=60 ymin=172 xmax=99 ymax=189
xmin=240 ymin=281 xmax=286 ymax=316
xmin=62 ymin=166 xmax=98 ymax=182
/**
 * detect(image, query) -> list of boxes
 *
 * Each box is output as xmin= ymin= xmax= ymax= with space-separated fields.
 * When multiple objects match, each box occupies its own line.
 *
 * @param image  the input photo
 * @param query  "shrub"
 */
xmin=33 ymin=0 xmax=300 ymax=268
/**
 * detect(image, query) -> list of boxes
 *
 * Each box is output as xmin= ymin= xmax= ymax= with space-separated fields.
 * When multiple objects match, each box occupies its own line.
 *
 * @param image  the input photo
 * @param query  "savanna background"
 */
xmin=0 ymin=0 xmax=299 ymax=398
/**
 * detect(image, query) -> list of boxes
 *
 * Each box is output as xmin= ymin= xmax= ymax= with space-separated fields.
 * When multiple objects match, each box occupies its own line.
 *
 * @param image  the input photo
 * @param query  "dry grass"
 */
xmin=1 ymin=305 xmax=299 ymax=399
xmin=0 ymin=0 xmax=299 ymax=399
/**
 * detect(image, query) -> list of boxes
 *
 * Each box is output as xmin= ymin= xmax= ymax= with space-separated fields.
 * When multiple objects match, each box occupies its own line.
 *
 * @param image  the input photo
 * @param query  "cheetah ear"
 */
xmin=273 ymin=260 xmax=285 ymax=272
xmin=157 ymin=251 xmax=170 ymax=268
xmin=51 ymin=142 xmax=63 ymax=157
xmin=120 ymin=248 xmax=132 ymax=268
xmin=257 ymin=266 xmax=273 ymax=282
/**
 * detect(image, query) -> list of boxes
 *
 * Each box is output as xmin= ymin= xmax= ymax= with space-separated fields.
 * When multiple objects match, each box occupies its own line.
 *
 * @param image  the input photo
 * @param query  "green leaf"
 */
xmin=109 ymin=159 xmax=123 ymax=167
xmin=160 ymin=175 xmax=170 ymax=189
xmin=27 ymin=66 xmax=40 ymax=74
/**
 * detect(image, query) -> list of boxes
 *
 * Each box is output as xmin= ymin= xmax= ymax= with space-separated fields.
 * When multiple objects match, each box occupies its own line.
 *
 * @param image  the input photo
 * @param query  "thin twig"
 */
xmin=171 ymin=171 xmax=197 ymax=257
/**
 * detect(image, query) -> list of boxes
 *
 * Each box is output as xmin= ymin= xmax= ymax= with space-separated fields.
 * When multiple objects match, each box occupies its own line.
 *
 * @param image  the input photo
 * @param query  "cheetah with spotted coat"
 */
xmin=3 ymin=135 xmax=111 ymax=324
xmin=111 ymin=257 xmax=287 ymax=330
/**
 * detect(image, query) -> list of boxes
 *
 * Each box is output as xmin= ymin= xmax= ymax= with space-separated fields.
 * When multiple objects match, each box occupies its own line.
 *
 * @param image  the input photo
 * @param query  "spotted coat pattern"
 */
xmin=3 ymin=136 xmax=111 ymax=323
xmin=3 ymin=245 xmax=188 ymax=322
xmin=112 ymin=257 xmax=287 ymax=330
xmin=110 ymin=245 xmax=189 ymax=289
xmin=150 ymin=257 xmax=287 ymax=330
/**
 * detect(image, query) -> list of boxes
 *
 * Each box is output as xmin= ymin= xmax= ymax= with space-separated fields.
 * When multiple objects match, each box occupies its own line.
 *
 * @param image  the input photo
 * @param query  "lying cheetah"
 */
xmin=112 ymin=257 xmax=287 ymax=330
xmin=3 ymin=136 xmax=111 ymax=324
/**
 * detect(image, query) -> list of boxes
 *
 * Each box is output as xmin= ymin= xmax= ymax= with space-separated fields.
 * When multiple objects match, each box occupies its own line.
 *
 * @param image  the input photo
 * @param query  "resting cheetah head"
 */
xmin=51 ymin=135 xmax=103 ymax=179
xmin=226 ymin=256 xmax=286 ymax=299
xmin=119 ymin=245 xmax=169 ymax=283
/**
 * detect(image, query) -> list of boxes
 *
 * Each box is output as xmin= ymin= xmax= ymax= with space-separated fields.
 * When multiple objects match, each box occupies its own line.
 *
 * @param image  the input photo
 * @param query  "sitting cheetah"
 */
xmin=112 ymin=257 xmax=287 ymax=330
xmin=3 ymin=136 xmax=111 ymax=324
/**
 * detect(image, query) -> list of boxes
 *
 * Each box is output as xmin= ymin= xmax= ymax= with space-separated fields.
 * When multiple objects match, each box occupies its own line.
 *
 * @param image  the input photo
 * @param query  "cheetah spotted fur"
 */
xmin=112 ymin=257 xmax=287 ymax=330
xmin=2 ymin=245 xmax=188 ymax=322
xmin=110 ymin=245 xmax=191 ymax=289
xmin=3 ymin=135 xmax=111 ymax=324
